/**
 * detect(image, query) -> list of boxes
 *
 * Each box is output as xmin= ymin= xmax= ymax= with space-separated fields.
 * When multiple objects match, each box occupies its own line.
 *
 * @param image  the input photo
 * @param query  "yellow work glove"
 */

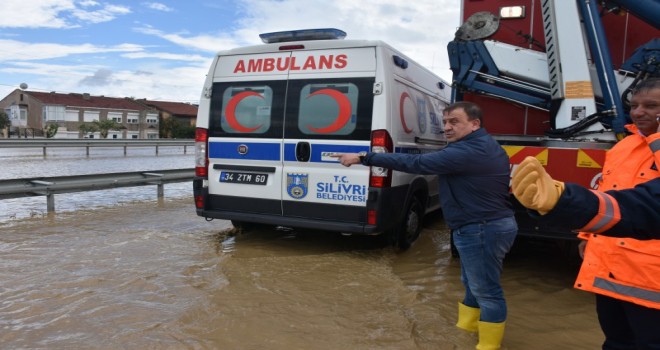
xmin=511 ymin=156 xmax=565 ymax=215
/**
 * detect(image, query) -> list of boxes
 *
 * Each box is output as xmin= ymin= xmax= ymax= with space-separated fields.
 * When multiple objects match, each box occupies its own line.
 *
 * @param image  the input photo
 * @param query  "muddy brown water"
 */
xmin=0 ymin=197 xmax=602 ymax=349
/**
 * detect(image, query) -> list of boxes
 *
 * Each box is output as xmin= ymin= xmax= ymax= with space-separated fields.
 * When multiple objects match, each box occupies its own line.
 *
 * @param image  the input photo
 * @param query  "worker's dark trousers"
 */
xmin=597 ymin=294 xmax=660 ymax=350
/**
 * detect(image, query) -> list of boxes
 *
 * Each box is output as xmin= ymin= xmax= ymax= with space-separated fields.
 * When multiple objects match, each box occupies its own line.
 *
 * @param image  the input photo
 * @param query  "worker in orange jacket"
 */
xmin=516 ymin=77 xmax=660 ymax=349
xmin=578 ymin=78 xmax=659 ymax=349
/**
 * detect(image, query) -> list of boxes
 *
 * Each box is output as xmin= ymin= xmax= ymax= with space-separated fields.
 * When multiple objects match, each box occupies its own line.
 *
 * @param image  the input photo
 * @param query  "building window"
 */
xmin=108 ymin=112 xmax=123 ymax=123
xmin=131 ymin=134 xmax=138 ymax=139
xmin=126 ymin=112 xmax=139 ymax=124
xmin=83 ymin=111 xmax=100 ymax=122
xmin=146 ymin=113 xmax=158 ymax=124
xmin=147 ymin=133 xmax=158 ymax=139
xmin=9 ymin=105 xmax=28 ymax=127
xmin=43 ymin=105 xmax=66 ymax=122
xmin=65 ymin=110 xmax=79 ymax=122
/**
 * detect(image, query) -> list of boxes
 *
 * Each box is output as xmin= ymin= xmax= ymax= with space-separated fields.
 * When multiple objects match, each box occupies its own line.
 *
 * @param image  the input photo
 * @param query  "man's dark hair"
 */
xmin=444 ymin=101 xmax=483 ymax=126
xmin=633 ymin=77 xmax=660 ymax=95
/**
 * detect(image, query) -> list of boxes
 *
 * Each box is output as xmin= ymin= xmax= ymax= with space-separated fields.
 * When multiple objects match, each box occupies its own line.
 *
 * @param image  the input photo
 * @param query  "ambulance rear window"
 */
xmin=285 ymin=77 xmax=373 ymax=140
xmin=297 ymin=83 xmax=358 ymax=136
xmin=221 ymin=86 xmax=271 ymax=134
xmin=211 ymin=83 xmax=284 ymax=137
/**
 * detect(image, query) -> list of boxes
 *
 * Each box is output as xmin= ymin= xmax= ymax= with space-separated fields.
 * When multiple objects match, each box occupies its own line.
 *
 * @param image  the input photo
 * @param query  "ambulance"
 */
xmin=193 ymin=29 xmax=451 ymax=249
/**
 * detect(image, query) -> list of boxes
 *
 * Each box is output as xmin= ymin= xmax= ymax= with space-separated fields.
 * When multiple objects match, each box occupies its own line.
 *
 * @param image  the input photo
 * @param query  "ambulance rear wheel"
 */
xmin=396 ymin=196 xmax=423 ymax=251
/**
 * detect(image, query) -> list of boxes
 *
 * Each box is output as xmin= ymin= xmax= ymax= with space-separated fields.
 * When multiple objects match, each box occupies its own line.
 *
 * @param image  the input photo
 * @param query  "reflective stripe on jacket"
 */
xmin=576 ymin=125 xmax=660 ymax=309
xmin=579 ymin=190 xmax=621 ymax=233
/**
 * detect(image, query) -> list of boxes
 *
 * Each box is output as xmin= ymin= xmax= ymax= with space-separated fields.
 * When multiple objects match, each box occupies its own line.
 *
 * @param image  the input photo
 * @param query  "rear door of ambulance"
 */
xmin=206 ymin=45 xmax=377 ymax=228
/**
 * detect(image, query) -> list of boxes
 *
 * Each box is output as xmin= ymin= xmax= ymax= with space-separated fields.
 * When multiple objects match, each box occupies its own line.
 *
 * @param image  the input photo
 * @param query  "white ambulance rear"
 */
xmin=193 ymin=29 xmax=450 ymax=249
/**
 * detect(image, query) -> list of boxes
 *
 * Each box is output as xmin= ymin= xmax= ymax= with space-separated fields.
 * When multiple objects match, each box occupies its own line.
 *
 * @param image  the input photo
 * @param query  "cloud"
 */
xmin=143 ymin=2 xmax=174 ymax=12
xmin=1 ymin=0 xmax=75 ymax=28
xmin=0 ymin=0 xmax=462 ymax=103
xmin=146 ymin=0 xmax=459 ymax=79
xmin=79 ymin=68 xmax=114 ymax=86
xmin=1 ymin=0 xmax=130 ymax=28
xmin=131 ymin=0 xmax=459 ymax=80
xmin=71 ymin=4 xmax=131 ymax=24
xmin=0 ymin=39 xmax=144 ymax=61
xmin=121 ymin=52 xmax=209 ymax=62
xmin=133 ymin=25 xmax=241 ymax=53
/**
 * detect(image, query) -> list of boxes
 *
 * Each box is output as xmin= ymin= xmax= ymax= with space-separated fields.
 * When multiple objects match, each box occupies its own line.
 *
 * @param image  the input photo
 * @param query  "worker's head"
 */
xmin=630 ymin=78 xmax=660 ymax=136
xmin=443 ymin=101 xmax=482 ymax=142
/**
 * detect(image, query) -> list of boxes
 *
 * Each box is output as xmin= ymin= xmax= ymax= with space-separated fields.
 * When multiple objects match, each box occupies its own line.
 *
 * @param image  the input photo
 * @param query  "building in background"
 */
xmin=138 ymin=99 xmax=198 ymax=139
xmin=0 ymin=90 xmax=197 ymax=139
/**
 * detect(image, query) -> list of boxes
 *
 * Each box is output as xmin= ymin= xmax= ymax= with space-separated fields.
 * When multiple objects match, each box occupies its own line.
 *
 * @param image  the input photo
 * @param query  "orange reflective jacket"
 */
xmin=576 ymin=125 xmax=660 ymax=309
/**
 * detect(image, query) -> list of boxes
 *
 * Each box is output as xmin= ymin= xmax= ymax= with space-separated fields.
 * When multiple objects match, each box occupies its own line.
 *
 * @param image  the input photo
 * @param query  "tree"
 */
xmin=0 ymin=111 xmax=10 ymax=129
xmin=159 ymin=116 xmax=180 ymax=138
xmin=92 ymin=119 xmax=121 ymax=139
xmin=78 ymin=122 xmax=98 ymax=138
xmin=45 ymin=123 xmax=59 ymax=138
xmin=159 ymin=117 xmax=194 ymax=139
xmin=0 ymin=111 xmax=10 ymax=138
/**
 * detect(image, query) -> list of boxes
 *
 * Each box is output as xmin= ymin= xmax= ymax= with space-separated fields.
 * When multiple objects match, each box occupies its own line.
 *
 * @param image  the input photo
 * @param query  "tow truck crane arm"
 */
xmin=448 ymin=0 xmax=660 ymax=140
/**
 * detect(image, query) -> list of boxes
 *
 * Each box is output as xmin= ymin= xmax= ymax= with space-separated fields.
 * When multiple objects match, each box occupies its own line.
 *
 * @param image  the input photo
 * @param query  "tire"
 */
xmin=395 ymin=196 xmax=424 ymax=251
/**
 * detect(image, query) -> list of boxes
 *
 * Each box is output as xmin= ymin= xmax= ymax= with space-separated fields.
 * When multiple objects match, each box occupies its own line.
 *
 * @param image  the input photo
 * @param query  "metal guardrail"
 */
xmin=0 ymin=169 xmax=195 ymax=213
xmin=0 ymin=139 xmax=195 ymax=156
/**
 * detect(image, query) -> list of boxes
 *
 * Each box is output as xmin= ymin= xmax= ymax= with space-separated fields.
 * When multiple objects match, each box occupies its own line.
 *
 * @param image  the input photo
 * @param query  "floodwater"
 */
xmin=0 ymin=197 xmax=603 ymax=349
xmin=0 ymin=146 xmax=193 ymax=222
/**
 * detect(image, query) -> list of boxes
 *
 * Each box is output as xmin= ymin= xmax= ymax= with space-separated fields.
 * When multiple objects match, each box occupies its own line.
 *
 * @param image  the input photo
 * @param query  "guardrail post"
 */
xmin=142 ymin=172 xmax=165 ymax=198
xmin=184 ymin=145 xmax=187 ymax=154
xmin=30 ymin=180 xmax=55 ymax=213
xmin=86 ymin=146 xmax=90 ymax=156
xmin=156 ymin=145 xmax=159 ymax=155
xmin=47 ymin=193 xmax=55 ymax=213
xmin=124 ymin=146 xmax=127 ymax=155
xmin=43 ymin=146 xmax=47 ymax=157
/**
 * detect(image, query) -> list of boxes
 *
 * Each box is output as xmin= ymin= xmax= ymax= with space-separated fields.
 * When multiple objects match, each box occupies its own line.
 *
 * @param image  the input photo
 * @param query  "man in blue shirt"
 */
xmin=335 ymin=101 xmax=516 ymax=350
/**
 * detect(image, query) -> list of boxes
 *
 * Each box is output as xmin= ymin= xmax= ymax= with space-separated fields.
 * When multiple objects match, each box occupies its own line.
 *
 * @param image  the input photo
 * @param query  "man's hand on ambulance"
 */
xmin=331 ymin=153 xmax=362 ymax=167
xmin=511 ymin=156 xmax=565 ymax=215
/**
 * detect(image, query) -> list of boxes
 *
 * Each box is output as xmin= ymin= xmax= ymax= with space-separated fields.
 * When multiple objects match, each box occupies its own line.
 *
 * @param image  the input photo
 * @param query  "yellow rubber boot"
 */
xmin=456 ymin=302 xmax=480 ymax=332
xmin=476 ymin=321 xmax=506 ymax=350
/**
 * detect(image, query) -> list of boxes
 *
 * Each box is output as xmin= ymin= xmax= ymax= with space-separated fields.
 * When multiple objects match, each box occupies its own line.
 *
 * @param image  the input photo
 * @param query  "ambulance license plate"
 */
xmin=220 ymin=171 xmax=268 ymax=185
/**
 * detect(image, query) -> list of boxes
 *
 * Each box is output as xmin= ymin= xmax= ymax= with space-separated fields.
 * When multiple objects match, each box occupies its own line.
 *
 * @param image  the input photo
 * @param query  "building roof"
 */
xmin=142 ymin=99 xmax=198 ymax=117
xmin=25 ymin=91 xmax=146 ymax=110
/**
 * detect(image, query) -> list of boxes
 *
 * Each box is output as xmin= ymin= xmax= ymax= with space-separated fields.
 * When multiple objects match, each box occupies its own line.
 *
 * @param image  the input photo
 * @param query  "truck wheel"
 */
xmin=396 ymin=196 xmax=423 ymax=251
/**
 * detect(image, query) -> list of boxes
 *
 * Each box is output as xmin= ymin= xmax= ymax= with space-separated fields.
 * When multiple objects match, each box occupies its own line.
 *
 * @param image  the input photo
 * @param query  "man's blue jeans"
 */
xmin=452 ymin=216 xmax=517 ymax=323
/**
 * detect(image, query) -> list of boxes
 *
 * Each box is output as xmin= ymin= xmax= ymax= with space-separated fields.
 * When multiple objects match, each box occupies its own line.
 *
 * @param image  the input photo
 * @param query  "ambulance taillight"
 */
xmin=369 ymin=129 xmax=393 ymax=188
xmin=195 ymin=128 xmax=208 ymax=177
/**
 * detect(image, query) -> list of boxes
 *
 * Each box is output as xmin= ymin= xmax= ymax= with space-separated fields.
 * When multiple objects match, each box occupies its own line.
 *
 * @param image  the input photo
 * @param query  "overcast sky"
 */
xmin=0 ymin=0 xmax=461 ymax=103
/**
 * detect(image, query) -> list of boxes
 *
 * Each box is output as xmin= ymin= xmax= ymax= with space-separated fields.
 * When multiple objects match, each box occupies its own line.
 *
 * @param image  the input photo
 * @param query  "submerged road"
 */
xmin=0 ymin=197 xmax=602 ymax=349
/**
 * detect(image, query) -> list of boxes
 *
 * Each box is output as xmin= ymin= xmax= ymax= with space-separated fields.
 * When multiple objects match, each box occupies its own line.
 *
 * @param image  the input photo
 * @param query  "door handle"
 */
xmin=295 ymin=141 xmax=311 ymax=162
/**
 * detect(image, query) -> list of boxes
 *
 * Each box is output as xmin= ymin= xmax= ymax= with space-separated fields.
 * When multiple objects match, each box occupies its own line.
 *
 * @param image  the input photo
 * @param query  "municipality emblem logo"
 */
xmin=287 ymin=173 xmax=308 ymax=199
